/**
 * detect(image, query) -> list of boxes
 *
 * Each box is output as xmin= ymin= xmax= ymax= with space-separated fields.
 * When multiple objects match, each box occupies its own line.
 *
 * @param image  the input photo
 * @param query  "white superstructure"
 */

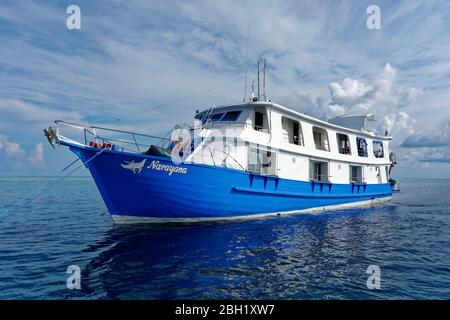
xmin=187 ymin=101 xmax=393 ymax=186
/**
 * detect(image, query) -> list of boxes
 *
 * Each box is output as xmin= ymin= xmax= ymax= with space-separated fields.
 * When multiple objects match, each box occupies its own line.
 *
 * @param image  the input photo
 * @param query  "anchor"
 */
xmin=43 ymin=126 xmax=61 ymax=149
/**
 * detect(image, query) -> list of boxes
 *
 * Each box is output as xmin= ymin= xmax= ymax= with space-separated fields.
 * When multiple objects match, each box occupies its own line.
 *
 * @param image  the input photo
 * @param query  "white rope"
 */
xmin=0 ymin=148 xmax=107 ymax=221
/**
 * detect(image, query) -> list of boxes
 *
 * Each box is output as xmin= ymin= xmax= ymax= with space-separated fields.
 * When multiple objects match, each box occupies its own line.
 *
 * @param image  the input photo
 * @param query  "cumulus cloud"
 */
xmin=403 ymin=119 xmax=450 ymax=148
xmin=327 ymin=63 xmax=418 ymax=137
xmin=384 ymin=112 xmax=415 ymax=136
xmin=279 ymin=63 xmax=418 ymax=142
xmin=329 ymin=78 xmax=372 ymax=106
xmin=401 ymin=119 xmax=450 ymax=163
xmin=0 ymin=134 xmax=25 ymax=157
xmin=0 ymin=134 xmax=46 ymax=169
xmin=27 ymin=142 xmax=45 ymax=167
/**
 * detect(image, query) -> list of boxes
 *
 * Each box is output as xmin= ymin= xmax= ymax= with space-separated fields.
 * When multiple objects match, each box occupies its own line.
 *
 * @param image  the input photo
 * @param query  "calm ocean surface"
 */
xmin=0 ymin=177 xmax=449 ymax=299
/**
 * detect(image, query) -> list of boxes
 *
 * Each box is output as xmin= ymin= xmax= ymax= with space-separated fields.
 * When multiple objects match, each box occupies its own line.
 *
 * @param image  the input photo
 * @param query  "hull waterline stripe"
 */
xmin=111 ymin=196 xmax=392 ymax=224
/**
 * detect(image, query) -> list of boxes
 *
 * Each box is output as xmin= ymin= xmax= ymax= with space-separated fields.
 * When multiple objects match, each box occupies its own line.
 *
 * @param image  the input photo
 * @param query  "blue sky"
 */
xmin=1 ymin=0 xmax=450 ymax=178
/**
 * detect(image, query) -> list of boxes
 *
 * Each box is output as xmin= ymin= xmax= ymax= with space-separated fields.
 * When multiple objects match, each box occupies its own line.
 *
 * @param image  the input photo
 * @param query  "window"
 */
xmin=373 ymin=140 xmax=384 ymax=158
xmin=310 ymin=160 xmax=329 ymax=182
xmin=211 ymin=113 xmax=224 ymax=121
xmin=221 ymin=111 xmax=241 ymax=121
xmin=356 ymin=137 xmax=368 ymax=157
xmin=195 ymin=110 xmax=240 ymax=124
xmin=247 ymin=147 xmax=260 ymax=173
xmin=253 ymin=107 xmax=270 ymax=132
xmin=254 ymin=111 xmax=264 ymax=131
xmin=337 ymin=133 xmax=351 ymax=155
xmin=350 ymin=165 xmax=364 ymax=183
xmin=281 ymin=117 xmax=304 ymax=146
xmin=293 ymin=121 xmax=302 ymax=145
xmin=261 ymin=150 xmax=277 ymax=175
xmin=312 ymin=126 xmax=330 ymax=151
xmin=247 ymin=146 xmax=277 ymax=175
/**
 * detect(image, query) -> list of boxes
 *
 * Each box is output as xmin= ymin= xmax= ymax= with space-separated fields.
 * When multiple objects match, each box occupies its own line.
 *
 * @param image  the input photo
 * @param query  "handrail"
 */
xmin=55 ymin=120 xmax=172 ymax=154
xmin=131 ymin=134 xmax=140 ymax=153
xmin=195 ymin=143 xmax=246 ymax=171
xmin=55 ymin=120 xmax=170 ymax=141
xmin=216 ymin=146 xmax=246 ymax=171
xmin=310 ymin=174 xmax=332 ymax=182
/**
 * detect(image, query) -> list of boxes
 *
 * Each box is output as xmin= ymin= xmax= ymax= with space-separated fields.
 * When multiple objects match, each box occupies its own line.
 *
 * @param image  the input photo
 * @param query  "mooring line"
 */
xmin=61 ymin=157 xmax=81 ymax=172
xmin=0 ymin=148 xmax=107 ymax=221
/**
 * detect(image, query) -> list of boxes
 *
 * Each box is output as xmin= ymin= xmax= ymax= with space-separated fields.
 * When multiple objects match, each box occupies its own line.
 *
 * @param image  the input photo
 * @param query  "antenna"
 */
xmin=263 ymin=59 xmax=266 ymax=101
xmin=251 ymin=80 xmax=256 ymax=101
xmin=243 ymin=23 xmax=250 ymax=103
xmin=257 ymin=60 xmax=260 ymax=101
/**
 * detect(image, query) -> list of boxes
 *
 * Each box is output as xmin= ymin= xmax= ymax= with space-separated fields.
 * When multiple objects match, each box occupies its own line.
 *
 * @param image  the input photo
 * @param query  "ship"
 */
xmin=44 ymin=93 xmax=397 ymax=224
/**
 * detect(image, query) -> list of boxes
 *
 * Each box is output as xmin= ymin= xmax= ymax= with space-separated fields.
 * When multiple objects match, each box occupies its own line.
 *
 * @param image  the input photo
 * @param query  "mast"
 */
xmin=243 ymin=23 xmax=250 ymax=103
xmin=263 ymin=59 xmax=266 ymax=101
xmin=257 ymin=60 xmax=260 ymax=101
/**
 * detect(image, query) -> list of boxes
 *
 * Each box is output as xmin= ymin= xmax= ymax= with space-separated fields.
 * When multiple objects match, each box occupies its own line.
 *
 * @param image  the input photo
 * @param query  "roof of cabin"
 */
xmin=328 ymin=114 xmax=376 ymax=131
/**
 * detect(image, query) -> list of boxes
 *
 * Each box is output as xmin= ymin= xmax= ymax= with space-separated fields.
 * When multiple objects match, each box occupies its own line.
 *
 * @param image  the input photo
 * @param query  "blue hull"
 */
xmin=68 ymin=143 xmax=392 ymax=222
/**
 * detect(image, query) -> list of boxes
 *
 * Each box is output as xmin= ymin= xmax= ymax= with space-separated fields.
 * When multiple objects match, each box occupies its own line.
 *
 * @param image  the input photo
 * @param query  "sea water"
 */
xmin=0 ymin=177 xmax=449 ymax=299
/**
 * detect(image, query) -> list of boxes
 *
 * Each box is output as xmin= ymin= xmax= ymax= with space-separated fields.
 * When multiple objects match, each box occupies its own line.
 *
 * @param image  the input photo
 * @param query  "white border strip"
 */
xmin=111 ymin=196 xmax=392 ymax=224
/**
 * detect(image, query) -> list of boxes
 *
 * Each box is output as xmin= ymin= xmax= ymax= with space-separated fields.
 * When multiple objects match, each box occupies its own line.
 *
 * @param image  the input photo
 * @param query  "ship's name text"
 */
xmin=148 ymin=160 xmax=188 ymax=176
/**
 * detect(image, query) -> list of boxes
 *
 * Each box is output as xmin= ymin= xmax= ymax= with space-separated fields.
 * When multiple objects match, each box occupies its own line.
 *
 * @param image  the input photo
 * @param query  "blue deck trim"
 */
xmin=231 ymin=187 xmax=390 ymax=199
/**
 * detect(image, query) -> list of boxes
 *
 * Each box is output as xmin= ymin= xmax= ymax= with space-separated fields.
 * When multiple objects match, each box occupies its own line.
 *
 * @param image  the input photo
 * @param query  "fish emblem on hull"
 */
xmin=121 ymin=159 xmax=147 ymax=174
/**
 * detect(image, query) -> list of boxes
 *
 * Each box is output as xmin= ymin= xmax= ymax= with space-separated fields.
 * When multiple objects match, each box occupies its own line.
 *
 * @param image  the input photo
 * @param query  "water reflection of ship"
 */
xmin=72 ymin=206 xmax=397 ymax=299
xmin=77 ymin=222 xmax=279 ymax=299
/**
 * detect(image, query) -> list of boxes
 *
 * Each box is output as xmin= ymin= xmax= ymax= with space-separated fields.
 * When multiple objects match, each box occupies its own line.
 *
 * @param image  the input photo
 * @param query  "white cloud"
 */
xmin=27 ymin=142 xmax=45 ymax=167
xmin=400 ymin=118 xmax=450 ymax=164
xmin=0 ymin=135 xmax=46 ymax=170
xmin=327 ymin=63 xmax=418 ymax=142
xmin=384 ymin=112 xmax=415 ymax=136
xmin=329 ymin=78 xmax=372 ymax=106
xmin=278 ymin=63 xmax=418 ymax=144
xmin=0 ymin=134 xmax=25 ymax=157
xmin=1 ymin=1 xmax=450 ymax=175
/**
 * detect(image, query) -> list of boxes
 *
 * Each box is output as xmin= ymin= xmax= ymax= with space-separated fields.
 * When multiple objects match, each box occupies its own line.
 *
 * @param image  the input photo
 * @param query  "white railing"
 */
xmin=54 ymin=120 xmax=170 ymax=154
